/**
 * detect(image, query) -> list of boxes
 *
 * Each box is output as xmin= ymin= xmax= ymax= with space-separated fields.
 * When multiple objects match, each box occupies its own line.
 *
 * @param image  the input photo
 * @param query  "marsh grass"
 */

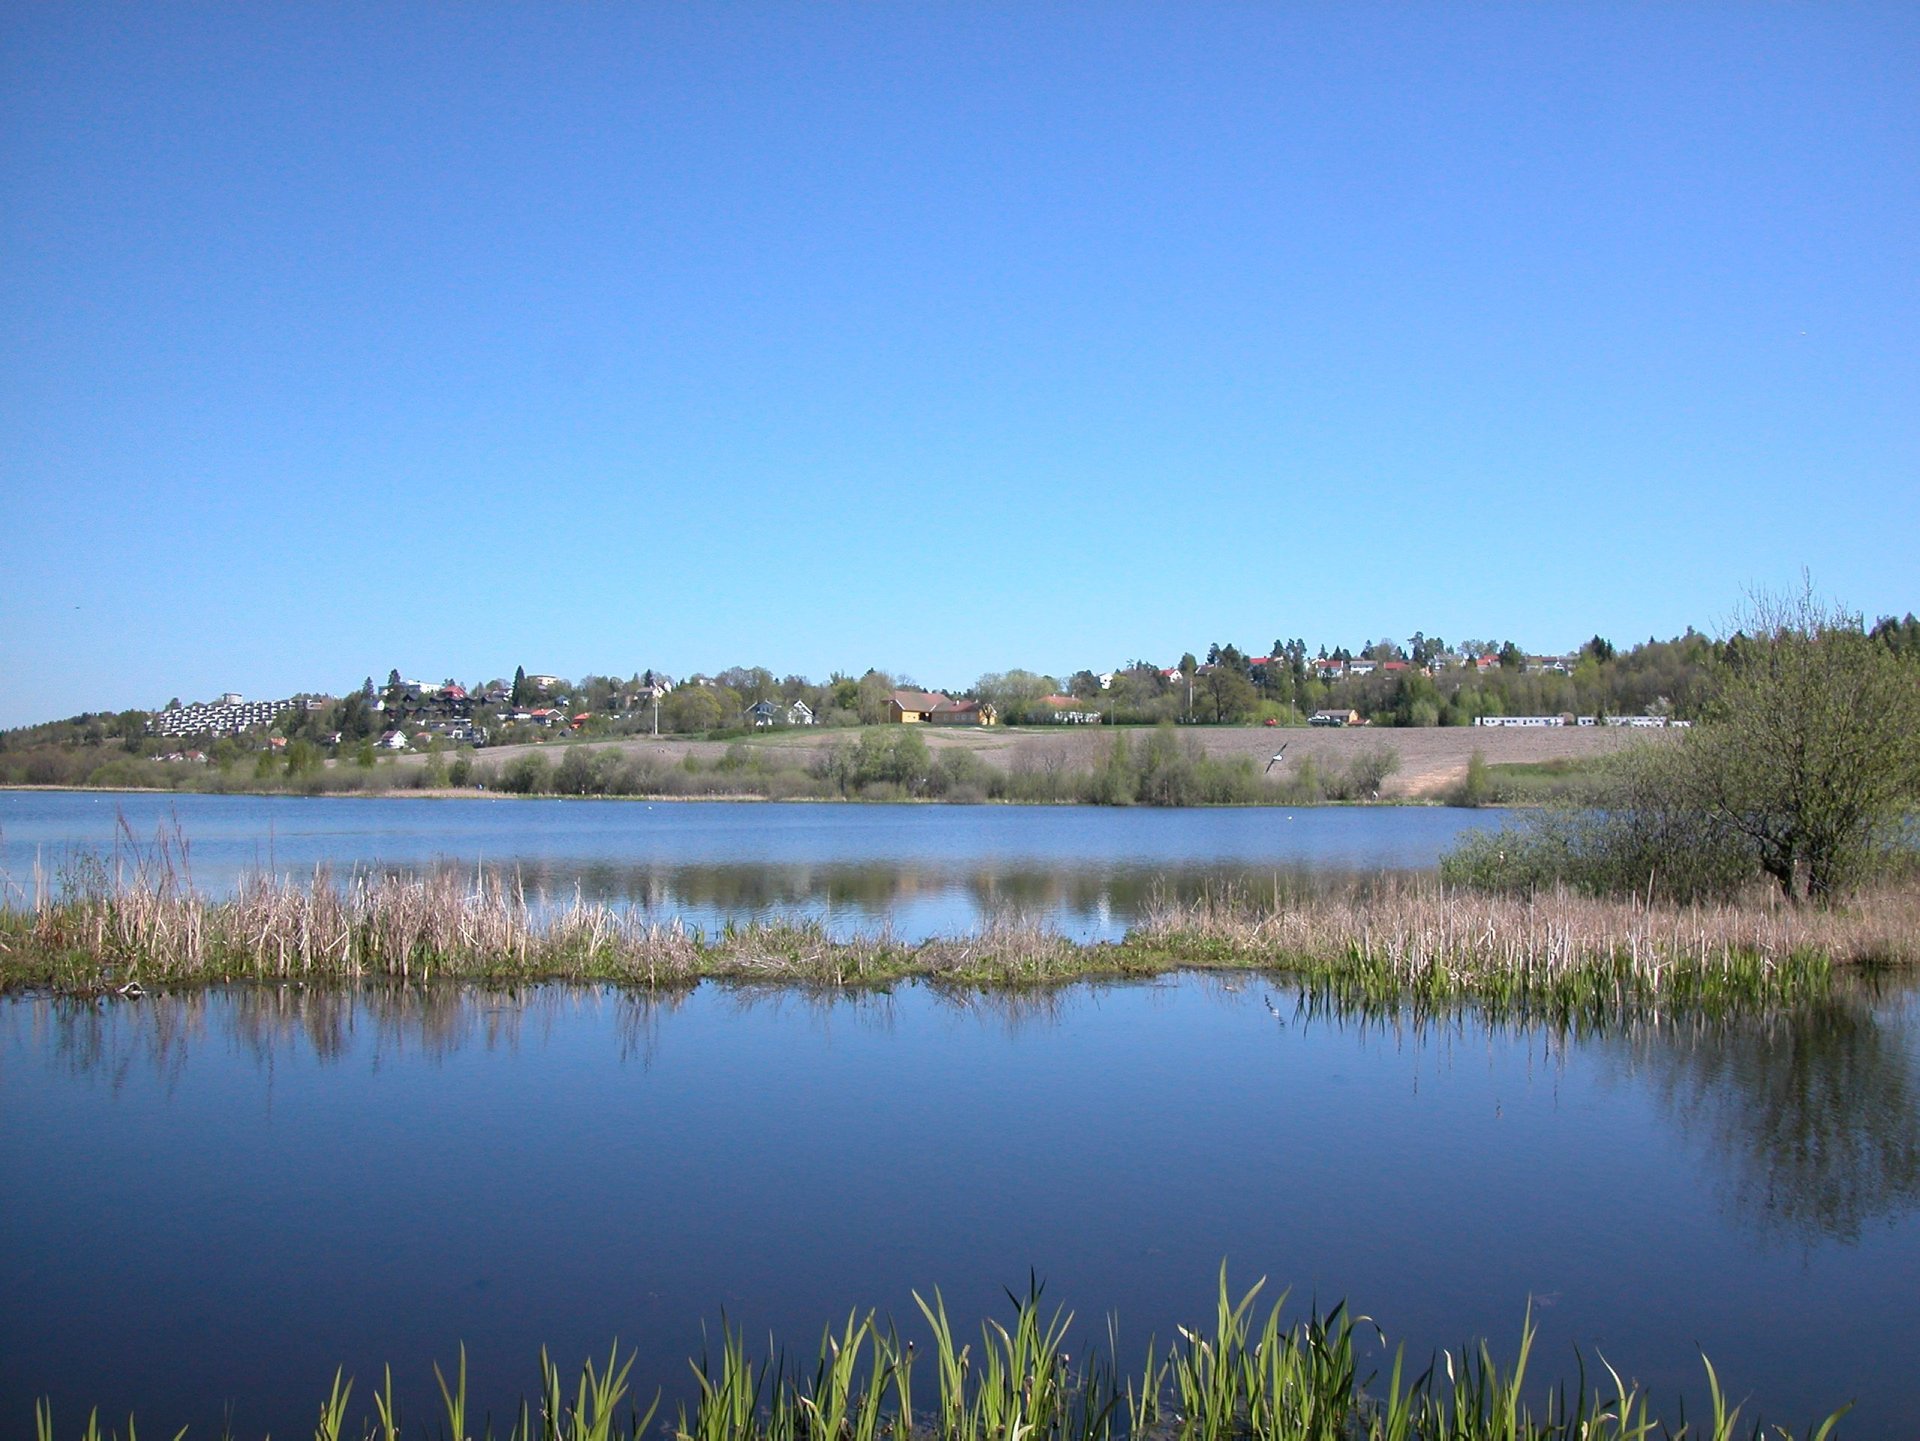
xmin=6 ymin=858 xmax=1913 ymax=1010
xmin=1125 ymin=877 xmax=1910 ymax=1019
xmin=31 ymin=1269 xmax=1849 ymax=1441
xmin=3 ymin=816 xmax=1909 ymax=1007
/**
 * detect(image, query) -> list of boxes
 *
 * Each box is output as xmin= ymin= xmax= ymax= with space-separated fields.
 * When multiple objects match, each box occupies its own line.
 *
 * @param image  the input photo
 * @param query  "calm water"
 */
xmin=0 ymin=791 xmax=1513 ymax=940
xmin=5 ymin=979 xmax=1918 ymax=1437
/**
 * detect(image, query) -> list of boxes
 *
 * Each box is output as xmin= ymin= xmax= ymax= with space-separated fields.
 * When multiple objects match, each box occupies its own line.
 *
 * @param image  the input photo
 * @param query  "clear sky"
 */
xmin=2 ymin=3 xmax=1915 ymax=726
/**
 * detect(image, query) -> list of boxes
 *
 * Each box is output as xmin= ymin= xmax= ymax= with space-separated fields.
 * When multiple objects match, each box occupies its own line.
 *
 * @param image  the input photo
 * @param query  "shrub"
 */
xmin=501 ymin=753 xmax=551 ymax=794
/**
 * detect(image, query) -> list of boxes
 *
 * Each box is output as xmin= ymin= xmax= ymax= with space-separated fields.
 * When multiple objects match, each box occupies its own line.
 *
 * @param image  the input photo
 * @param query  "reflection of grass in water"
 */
xmin=32 ymin=1268 xmax=1848 ymax=1441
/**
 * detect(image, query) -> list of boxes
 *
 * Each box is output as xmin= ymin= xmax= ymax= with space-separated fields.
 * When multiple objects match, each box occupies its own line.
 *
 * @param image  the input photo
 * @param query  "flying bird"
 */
xmin=1265 ymin=744 xmax=1288 ymax=773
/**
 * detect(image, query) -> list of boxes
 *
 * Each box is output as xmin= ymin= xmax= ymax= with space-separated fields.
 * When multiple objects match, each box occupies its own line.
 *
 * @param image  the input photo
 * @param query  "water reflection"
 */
xmin=7 ymin=973 xmax=1920 ymax=1437
xmin=3 ymin=793 xmax=1512 ymax=940
xmin=19 ymin=976 xmax=1920 ymax=1250
xmin=382 ymin=858 xmax=1424 ymax=941
xmin=11 ymin=986 xmax=696 ymax=1080
xmin=1605 ymin=985 xmax=1920 ymax=1244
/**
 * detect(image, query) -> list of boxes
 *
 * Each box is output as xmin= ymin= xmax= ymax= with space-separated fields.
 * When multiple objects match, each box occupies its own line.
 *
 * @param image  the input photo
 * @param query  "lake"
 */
xmin=4 ymin=978 xmax=1917 ymax=1437
xmin=0 ymin=790 xmax=1513 ymax=940
xmin=4 ymin=792 xmax=1917 ymax=1436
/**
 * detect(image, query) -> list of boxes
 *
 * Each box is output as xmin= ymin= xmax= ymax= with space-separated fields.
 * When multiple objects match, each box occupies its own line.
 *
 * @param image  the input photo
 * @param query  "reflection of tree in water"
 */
xmin=1609 ymin=987 xmax=1920 ymax=1244
xmin=408 ymin=857 xmax=1428 ymax=936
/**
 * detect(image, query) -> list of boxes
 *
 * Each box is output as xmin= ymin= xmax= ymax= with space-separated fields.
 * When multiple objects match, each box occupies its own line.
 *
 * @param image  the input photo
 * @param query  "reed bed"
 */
xmin=3 ymin=864 xmax=1913 ymax=1008
xmin=1129 ymin=876 xmax=1920 ymax=1015
xmin=31 ymin=1270 xmax=1849 ymax=1441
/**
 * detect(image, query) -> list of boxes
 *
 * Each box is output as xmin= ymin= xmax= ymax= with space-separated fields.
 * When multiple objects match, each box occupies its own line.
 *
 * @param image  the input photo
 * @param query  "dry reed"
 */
xmin=3 ymin=866 xmax=1912 ymax=1004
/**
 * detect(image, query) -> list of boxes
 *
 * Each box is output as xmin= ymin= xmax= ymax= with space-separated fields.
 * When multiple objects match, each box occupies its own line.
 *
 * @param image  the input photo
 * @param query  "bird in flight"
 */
xmin=1265 ymin=744 xmax=1288 ymax=773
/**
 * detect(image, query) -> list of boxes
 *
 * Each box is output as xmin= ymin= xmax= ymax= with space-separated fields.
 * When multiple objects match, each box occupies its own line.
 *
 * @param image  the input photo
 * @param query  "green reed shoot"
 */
xmin=28 ymin=1270 xmax=1853 ymax=1441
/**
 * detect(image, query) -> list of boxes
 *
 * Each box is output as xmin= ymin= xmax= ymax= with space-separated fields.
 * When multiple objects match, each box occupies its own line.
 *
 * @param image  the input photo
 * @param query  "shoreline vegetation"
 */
xmin=31 ymin=1270 xmax=1850 ymax=1441
xmin=7 ymin=859 xmax=1913 ymax=1008
xmin=0 ymin=724 xmax=1630 ymax=808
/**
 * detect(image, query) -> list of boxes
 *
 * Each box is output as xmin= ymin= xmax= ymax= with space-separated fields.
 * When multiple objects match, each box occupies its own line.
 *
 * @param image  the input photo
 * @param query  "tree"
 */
xmin=661 ymin=685 xmax=728 ymax=733
xmin=511 ymin=666 xmax=530 ymax=708
xmin=1682 ymin=589 xmax=1920 ymax=902
xmin=976 ymin=670 xmax=1056 ymax=723
xmin=1198 ymin=662 xmax=1257 ymax=724
xmin=855 ymin=670 xmax=896 ymax=726
xmin=1448 ymin=588 xmax=1920 ymax=906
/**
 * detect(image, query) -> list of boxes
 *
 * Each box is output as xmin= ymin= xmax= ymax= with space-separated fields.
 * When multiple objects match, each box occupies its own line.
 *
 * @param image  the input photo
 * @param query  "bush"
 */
xmin=501 ymin=754 xmax=551 ymax=794
xmin=1324 ymin=745 xmax=1400 ymax=801
xmin=1445 ymin=750 xmax=1494 ymax=808
xmin=1439 ymin=744 xmax=1756 ymax=901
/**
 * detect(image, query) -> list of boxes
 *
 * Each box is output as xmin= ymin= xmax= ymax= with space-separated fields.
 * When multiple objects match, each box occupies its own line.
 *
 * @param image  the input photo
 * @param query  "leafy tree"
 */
xmin=661 ymin=685 xmax=727 ymax=733
xmin=1447 ymin=589 xmax=1920 ymax=905
xmin=1198 ymin=662 xmax=1257 ymax=723
xmin=338 ymin=692 xmax=375 ymax=742
xmin=976 ymin=670 xmax=1056 ymax=722
xmin=1871 ymin=613 xmax=1920 ymax=662
xmin=1684 ymin=590 xmax=1920 ymax=902
xmin=716 ymin=666 xmax=777 ymax=704
xmin=855 ymin=670 xmax=896 ymax=727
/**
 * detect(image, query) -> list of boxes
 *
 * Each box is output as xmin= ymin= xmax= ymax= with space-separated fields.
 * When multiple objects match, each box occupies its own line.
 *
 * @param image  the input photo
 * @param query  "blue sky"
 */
xmin=3 ymin=3 xmax=1915 ymax=725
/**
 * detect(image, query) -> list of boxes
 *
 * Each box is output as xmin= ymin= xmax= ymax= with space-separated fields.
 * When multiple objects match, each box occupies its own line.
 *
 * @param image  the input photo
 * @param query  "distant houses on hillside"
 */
xmin=149 ymin=696 xmax=294 ymax=737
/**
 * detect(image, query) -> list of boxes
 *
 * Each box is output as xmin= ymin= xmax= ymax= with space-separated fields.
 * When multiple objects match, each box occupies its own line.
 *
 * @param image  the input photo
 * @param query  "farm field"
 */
xmin=430 ymin=723 xmax=1656 ymax=800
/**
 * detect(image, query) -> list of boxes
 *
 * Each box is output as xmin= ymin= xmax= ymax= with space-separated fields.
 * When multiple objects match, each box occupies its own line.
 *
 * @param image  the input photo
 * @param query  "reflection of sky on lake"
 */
xmin=0 ymin=791 xmax=1514 ymax=939
xmin=6 ymin=976 xmax=1918 ymax=1439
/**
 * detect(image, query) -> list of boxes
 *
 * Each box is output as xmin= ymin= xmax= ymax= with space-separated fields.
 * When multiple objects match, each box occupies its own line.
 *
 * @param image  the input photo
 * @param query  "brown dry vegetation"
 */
xmin=7 ymin=867 xmax=1906 ymax=1007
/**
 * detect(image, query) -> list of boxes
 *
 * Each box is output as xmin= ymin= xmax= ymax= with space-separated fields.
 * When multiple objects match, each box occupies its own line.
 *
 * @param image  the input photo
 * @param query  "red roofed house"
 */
xmin=929 ymin=698 xmax=997 ymax=726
